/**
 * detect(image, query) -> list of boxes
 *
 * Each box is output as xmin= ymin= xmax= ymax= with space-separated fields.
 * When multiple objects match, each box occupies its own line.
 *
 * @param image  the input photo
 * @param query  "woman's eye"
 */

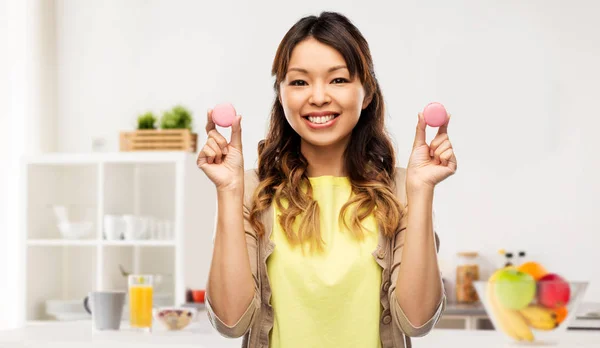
xmin=290 ymin=80 xmax=307 ymax=86
xmin=332 ymin=78 xmax=349 ymax=84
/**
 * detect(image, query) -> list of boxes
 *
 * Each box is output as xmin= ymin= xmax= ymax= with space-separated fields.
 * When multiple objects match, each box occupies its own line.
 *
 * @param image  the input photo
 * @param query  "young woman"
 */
xmin=198 ymin=11 xmax=457 ymax=348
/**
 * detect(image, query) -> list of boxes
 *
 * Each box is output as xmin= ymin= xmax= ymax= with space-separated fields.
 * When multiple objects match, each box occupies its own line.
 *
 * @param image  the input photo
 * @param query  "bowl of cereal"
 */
xmin=154 ymin=307 xmax=197 ymax=330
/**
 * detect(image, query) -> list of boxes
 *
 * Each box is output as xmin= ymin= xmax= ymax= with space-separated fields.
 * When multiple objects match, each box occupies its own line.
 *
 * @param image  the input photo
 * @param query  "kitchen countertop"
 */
xmin=443 ymin=302 xmax=600 ymax=330
xmin=0 ymin=317 xmax=598 ymax=347
xmin=444 ymin=302 xmax=487 ymax=316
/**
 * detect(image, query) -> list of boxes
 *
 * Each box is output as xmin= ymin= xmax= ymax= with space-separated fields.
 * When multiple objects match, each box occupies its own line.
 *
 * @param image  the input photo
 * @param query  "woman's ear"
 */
xmin=362 ymin=93 xmax=373 ymax=109
xmin=277 ymin=84 xmax=283 ymax=104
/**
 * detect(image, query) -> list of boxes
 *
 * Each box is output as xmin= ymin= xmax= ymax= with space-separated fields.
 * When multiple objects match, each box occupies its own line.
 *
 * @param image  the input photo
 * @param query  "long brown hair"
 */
xmin=249 ymin=12 xmax=404 ymax=252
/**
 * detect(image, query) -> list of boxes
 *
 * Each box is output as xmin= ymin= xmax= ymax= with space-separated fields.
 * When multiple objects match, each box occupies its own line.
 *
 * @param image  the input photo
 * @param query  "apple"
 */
xmin=494 ymin=268 xmax=536 ymax=310
xmin=192 ymin=289 xmax=205 ymax=303
xmin=537 ymin=273 xmax=570 ymax=309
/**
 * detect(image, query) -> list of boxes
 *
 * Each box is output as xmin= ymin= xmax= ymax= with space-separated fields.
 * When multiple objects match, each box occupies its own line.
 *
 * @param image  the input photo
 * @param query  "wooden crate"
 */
xmin=120 ymin=129 xmax=198 ymax=152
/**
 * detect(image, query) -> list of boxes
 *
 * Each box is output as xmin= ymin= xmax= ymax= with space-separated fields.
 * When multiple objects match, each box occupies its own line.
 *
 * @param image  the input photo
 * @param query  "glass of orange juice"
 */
xmin=128 ymin=274 xmax=153 ymax=332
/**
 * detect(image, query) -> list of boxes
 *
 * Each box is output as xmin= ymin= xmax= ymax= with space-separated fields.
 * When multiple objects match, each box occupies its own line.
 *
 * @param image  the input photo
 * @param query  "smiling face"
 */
xmin=279 ymin=37 xmax=372 ymax=149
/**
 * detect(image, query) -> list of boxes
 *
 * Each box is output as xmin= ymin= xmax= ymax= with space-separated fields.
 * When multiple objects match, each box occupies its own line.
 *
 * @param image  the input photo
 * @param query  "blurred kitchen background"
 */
xmin=1 ymin=0 xmax=599 ymax=332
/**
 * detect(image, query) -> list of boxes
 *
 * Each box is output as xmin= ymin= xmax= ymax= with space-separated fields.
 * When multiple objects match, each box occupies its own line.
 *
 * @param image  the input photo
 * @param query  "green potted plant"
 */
xmin=160 ymin=105 xmax=193 ymax=130
xmin=137 ymin=112 xmax=157 ymax=129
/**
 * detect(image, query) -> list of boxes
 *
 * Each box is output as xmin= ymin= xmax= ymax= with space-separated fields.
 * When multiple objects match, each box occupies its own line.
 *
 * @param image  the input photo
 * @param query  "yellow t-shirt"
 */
xmin=267 ymin=176 xmax=382 ymax=348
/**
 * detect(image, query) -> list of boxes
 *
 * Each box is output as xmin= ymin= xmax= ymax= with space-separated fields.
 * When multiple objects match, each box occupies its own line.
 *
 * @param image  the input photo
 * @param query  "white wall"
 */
xmin=0 ymin=0 xmax=12 ymax=329
xmin=0 ymin=0 xmax=29 ymax=330
xmin=0 ymin=0 xmax=58 ymax=329
xmin=50 ymin=0 xmax=600 ymax=304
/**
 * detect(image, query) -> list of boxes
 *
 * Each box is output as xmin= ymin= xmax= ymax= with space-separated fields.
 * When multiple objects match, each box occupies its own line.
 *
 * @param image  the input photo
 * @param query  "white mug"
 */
xmin=104 ymin=215 xmax=125 ymax=240
xmin=123 ymin=215 xmax=149 ymax=240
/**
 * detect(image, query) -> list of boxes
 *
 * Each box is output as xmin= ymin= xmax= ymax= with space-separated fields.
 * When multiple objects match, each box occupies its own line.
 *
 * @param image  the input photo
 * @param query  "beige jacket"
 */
xmin=206 ymin=168 xmax=446 ymax=348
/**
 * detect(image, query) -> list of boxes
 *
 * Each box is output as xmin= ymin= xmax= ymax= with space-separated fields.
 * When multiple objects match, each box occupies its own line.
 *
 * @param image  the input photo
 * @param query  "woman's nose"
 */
xmin=309 ymin=84 xmax=331 ymax=106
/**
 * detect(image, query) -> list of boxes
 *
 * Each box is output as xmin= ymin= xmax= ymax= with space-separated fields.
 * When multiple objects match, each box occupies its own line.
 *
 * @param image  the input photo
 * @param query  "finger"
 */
xmin=413 ymin=113 xmax=427 ymax=148
xmin=230 ymin=115 xmax=243 ymax=149
xmin=429 ymin=133 xmax=449 ymax=157
xmin=196 ymin=150 xmax=206 ymax=167
xmin=439 ymin=148 xmax=454 ymax=167
xmin=433 ymin=140 xmax=452 ymax=160
xmin=201 ymin=145 xmax=216 ymax=165
xmin=437 ymin=114 xmax=451 ymax=135
xmin=208 ymin=129 xmax=228 ymax=155
xmin=207 ymin=138 xmax=223 ymax=164
xmin=205 ymin=109 xmax=216 ymax=133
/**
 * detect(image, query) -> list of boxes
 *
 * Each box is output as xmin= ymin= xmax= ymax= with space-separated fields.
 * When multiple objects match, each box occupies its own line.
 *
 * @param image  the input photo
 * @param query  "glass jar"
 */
xmin=455 ymin=252 xmax=480 ymax=303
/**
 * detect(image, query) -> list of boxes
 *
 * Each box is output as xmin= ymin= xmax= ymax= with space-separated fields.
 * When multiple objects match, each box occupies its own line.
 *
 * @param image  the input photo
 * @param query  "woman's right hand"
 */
xmin=197 ymin=109 xmax=244 ymax=192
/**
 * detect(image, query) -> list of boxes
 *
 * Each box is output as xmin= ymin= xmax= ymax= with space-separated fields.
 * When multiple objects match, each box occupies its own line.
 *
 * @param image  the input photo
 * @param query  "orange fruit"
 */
xmin=517 ymin=261 xmax=548 ymax=281
xmin=554 ymin=306 xmax=568 ymax=324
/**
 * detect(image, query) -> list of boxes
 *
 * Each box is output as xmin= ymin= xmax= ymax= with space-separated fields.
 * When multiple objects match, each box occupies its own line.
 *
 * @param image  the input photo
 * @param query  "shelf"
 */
xmin=27 ymin=240 xmax=175 ymax=247
xmin=23 ymin=151 xmax=214 ymax=320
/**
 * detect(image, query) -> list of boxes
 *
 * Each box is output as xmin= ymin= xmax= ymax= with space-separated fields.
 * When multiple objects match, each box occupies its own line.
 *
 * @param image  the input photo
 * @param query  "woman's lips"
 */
xmin=303 ymin=114 xmax=340 ymax=129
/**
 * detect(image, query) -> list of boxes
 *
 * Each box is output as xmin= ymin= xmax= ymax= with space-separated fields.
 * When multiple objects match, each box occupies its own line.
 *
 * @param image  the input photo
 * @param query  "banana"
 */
xmin=487 ymin=269 xmax=535 ymax=342
xmin=519 ymin=305 xmax=559 ymax=331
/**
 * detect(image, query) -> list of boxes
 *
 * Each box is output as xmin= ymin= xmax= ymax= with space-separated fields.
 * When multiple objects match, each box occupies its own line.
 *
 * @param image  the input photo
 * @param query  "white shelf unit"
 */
xmin=22 ymin=152 xmax=216 ymax=322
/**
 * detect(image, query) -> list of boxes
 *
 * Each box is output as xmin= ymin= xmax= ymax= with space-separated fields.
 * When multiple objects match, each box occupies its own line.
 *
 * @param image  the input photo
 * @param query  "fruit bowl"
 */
xmin=474 ymin=267 xmax=588 ymax=344
xmin=154 ymin=307 xmax=197 ymax=331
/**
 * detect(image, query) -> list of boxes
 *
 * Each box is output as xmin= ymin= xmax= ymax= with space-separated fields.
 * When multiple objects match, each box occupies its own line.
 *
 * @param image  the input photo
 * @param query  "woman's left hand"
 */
xmin=406 ymin=113 xmax=457 ymax=193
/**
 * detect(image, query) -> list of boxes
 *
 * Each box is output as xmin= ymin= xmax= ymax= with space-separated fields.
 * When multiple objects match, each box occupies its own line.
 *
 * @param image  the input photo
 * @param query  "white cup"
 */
xmin=147 ymin=217 xmax=157 ymax=240
xmin=138 ymin=216 xmax=149 ymax=239
xmin=123 ymin=215 xmax=137 ymax=240
xmin=104 ymin=215 xmax=125 ymax=240
xmin=165 ymin=221 xmax=174 ymax=240
xmin=123 ymin=215 xmax=151 ymax=240
xmin=156 ymin=220 xmax=166 ymax=240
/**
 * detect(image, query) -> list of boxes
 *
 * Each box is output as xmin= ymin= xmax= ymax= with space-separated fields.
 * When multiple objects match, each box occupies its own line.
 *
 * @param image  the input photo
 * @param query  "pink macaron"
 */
xmin=212 ymin=103 xmax=237 ymax=127
xmin=422 ymin=102 xmax=448 ymax=127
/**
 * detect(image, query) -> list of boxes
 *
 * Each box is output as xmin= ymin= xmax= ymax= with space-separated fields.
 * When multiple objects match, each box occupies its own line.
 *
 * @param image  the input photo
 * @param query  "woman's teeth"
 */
xmin=307 ymin=115 xmax=336 ymax=124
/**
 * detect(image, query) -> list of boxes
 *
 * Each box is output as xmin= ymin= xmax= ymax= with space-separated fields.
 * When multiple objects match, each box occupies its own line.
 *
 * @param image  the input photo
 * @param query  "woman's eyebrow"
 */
xmin=287 ymin=65 xmax=348 ymax=74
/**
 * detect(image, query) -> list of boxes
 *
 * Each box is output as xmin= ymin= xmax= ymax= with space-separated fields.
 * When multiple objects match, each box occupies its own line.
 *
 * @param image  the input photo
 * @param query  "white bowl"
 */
xmin=154 ymin=307 xmax=197 ymax=330
xmin=474 ymin=280 xmax=588 ymax=344
xmin=52 ymin=205 xmax=95 ymax=239
xmin=58 ymin=222 xmax=94 ymax=239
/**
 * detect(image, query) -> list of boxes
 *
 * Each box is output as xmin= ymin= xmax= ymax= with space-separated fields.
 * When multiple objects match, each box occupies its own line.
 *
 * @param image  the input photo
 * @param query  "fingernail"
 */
xmin=223 ymin=147 xmax=228 ymax=155
xmin=430 ymin=150 xmax=434 ymax=157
